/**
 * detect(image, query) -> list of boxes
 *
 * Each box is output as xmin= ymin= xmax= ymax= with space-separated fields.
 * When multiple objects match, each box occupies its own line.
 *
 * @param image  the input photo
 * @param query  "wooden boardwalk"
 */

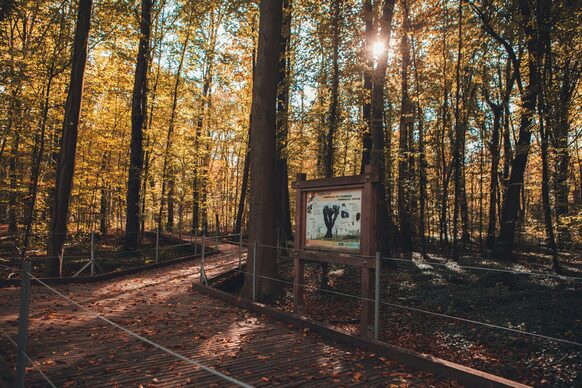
xmin=0 ymin=241 xmax=453 ymax=387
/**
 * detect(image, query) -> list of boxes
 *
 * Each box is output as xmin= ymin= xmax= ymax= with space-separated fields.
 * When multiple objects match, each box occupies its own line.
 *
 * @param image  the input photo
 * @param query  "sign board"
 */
xmin=292 ymin=166 xmax=380 ymax=338
xmin=304 ymin=188 xmax=362 ymax=252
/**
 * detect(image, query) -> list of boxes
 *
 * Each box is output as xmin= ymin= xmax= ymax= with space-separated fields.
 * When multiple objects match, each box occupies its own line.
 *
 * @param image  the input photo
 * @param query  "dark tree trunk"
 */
xmin=23 ymin=73 xmax=54 ymax=254
xmin=325 ymin=0 xmax=340 ymax=179
xmin=451 ymin=0 xmax=463 ymax=260
xmin=47 ymin=0 xmax=93 ymax=276
xmin=537 ymin=0 xmax=559 ymax=271
xmin=234 ymin=137 xmax=250 ymax=235
xmin=8 ymin=133 xmax=19 ymax=235
xmin=370 ymin=0 xmax=396 ymax=254
xmin=193 ymin=26 xmax=215 ymax=234
xmin=276 ymin=0 xmax=293 ymax=247
xmin=360 ymin=0 xmax=373 ymax=172
xmin=124 ymin=0 xmax=152 ymax=250
xmin=411 ymin=36 xmax=426 ymax=256
xmin=234 ymin=40 xmax=256 ymax=237
xmin=398 ymin=0 xmax=412 ymax=254
xmin=234 ymin=38 xmax=255 ymax=237
xmin=242 ymin=0 xmax=283 ymax=299
xmin=99 ymin=185 xmax=107 ymax=235
xmin=483 ymin=92 xmax=501 ymax=250
xmin=496 ymin=0 xmax=544 ymax=261
xmin=158 ymin=18 xmax=190 ymax=234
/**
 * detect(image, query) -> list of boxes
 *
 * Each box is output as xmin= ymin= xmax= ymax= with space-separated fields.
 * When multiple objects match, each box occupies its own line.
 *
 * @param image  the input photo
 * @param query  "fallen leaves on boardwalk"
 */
xmin=0 ymin=242 xmax=458 ymax=387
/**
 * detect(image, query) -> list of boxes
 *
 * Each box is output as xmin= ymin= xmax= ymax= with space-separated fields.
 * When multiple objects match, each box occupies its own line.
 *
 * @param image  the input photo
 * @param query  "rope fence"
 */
xmin=2 ymin=233 xmax=580 ymax=386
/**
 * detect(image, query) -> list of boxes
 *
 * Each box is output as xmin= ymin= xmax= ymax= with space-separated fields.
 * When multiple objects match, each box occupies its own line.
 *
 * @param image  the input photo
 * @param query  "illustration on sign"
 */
xmin=305 ymin=189 xmax=361 ymax=251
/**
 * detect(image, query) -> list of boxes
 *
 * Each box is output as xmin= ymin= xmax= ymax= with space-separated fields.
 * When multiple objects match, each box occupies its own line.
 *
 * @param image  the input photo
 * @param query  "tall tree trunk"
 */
xmin=398 ymin=0 xmax=413 ymax=254
xmin=276 ymin=0 xmax=293 ymax=248
xmin=320 ymin=0 xmax=340 ymax=284
xmin=411 ymin=36 xmax=426 ymax=256
xmin=158 ymin=17 xmax=191 ymax=234
xmin=47 ymin=0 xmax=93 ymax=276
xmin=439 ymin=7 xmax=450 ymax=244
xmin=242 ymin=0 xmax=283 ymax=299
xmin=483 ymin=91 xmax=501 ymax=250
xmin=551 ymin=59 xmax=579 ymax=241
xmin=370 ymin=0 xmax=396 ymax=254
xmin=360 ymin=0 xmax=373 ymax=172
xmin=537 ymin=0 xmax=559 ymax=271
xmin=451 ymin=0 xmax=463 ymax=260
xmin=193 ymin=14 xmax=217 ymax=234
xmin=124 ymin=0 xmax=152 ymax=250
xmin=8 ymin=133 xmax=19 ymax=235
xmin=234 ymin=37 xmax=255 ymax=236
xmin=325 ymin=0 xmax=340 ymax=178
xmin=496 ymin=0 xmax=544 ymax=261
xmin=22 ymin=73 xmax=54 ymax=254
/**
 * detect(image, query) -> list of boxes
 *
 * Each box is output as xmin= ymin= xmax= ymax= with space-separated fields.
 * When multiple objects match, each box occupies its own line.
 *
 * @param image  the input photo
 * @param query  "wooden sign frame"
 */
xmin=292 ymin=165 xmax=379 ymax=337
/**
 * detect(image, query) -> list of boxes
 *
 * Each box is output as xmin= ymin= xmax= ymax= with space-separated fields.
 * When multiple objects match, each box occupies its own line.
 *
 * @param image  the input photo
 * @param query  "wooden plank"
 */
xmin=298 ymin=250 xmax=375 ymax=268
xmin=292 ymin=173 xmax=379 ymax=189
xmin=193 ymin=282 xmax=531 ymax=388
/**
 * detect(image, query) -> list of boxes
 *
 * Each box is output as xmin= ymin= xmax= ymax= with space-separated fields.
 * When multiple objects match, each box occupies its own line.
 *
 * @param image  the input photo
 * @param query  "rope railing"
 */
xmin=24 ymin=272 xmax=253 ymax=388
xmin=0 ymin=328 xmax=57 ymax=388
xmin=231 ymin=266 xmax=582 ymax=348
xmin=252 ymin=243 xmax=582 ymax=281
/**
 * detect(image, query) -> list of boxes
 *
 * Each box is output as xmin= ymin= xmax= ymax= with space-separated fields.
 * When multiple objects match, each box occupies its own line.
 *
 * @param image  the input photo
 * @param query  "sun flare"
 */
xmin=372 ymin=40 xmax=385 ymax=57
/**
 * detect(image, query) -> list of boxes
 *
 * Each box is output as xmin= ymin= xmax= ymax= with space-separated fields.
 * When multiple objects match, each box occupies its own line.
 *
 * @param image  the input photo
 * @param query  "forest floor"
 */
xmin=262 ymin=244 xmax=582 ymax=387
xmin=0 ymin=240 xmax=455 ymax=387
xmin=0 ymin=232 xmax=203 ymax=279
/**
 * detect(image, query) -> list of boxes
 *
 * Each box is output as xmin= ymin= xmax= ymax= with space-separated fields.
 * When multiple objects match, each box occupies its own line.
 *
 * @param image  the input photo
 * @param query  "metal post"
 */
xmin=238 ymin=233 xmax=242 ymax=269
xmin=252 ymin=241 xmax=257 ymax=302
xmin=374 ymin=252 xmax=381 ymax=340
xmin=200 ymin=234 xmax=206 ymax=284
xmin=194 ymin=228 xmax=198 ymax=256
xmin=90 ymin=231 xmax=95 ymax=277
xmin=16 ymin=261 xmax=31 ymax=388
xmin=155 ymin=223 xmax=160 ymax=263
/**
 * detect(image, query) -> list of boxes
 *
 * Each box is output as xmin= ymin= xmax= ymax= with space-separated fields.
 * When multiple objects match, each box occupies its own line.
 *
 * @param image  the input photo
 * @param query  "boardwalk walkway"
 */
xmin=0 ymin=240 xmax=452 ymax=387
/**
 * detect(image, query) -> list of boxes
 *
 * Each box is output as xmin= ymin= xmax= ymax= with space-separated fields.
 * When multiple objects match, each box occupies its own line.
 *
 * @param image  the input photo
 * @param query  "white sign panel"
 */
xmin=305 ymin=188 xmax=362 ymax=252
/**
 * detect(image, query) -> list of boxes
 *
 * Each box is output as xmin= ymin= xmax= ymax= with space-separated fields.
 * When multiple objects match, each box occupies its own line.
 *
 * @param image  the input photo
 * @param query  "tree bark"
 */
xmin=370 ymin=0 xmax=396 ymax=254
xmin=158 ymin=16 xmax=191 ymax=234
xmin=398 ymin=0 xmax=413 ymax=254
xmin=276 ymin=0 xmax=293 ymax=247
xmin=496 ymin=0 xmax=544 ymax=261
xmin=451 ymin=0 xmax=463 ymax=260
xmin=483 ymin=89 xmax=501 ymax=250
xmin=47 ymin=0 xmax=92 ymax=276
xmin=360 ymin=0 xmax=373 ymax=172
xmin=124 ymin=0 xmax=152 ymax=250
xmin=242 ymin=0 xmax=283 ymax=299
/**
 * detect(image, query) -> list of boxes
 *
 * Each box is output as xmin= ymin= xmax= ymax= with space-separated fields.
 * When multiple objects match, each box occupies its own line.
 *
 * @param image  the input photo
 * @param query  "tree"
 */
xmin=398 ymin=0 xmax=413 ymax=254
xmin=494 ymin=0 xmax=546 ymax=261
xmin=124 ymin=0 xmax=153 ymax=250
xmin=47 ymin=0 xmax=93 ymax=276
xmin=242 ymin=0 xmax=283 ymax=299
xmin=369 ymin=0 xmax=396 ymax=254
xmin=276 ymin=0 xmax=293 ymax=247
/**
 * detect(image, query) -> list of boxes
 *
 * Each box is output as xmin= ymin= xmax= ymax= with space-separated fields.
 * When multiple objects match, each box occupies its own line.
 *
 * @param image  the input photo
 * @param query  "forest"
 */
xmin=0 ymin=0 xmax=581 ymax=386
xmin=1 ymin=0 xmax=580 ymax=275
